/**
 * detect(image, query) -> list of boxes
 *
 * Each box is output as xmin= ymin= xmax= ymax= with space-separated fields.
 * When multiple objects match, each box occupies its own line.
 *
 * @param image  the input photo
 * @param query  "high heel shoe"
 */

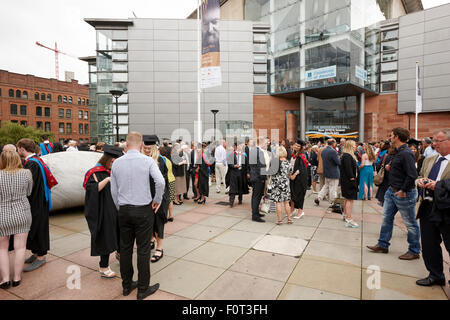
xmin=0 ymin=281 xmax=11 ymax=289
xmin=197 ymin=199 xmax=206 ymax=205
xmin=345 ymin=219 xmax=359 ymax=228
xmin=12 ymin=280 xmax=21 ymax=287
xmin=193 ymin=198 xmax=200 ymax=202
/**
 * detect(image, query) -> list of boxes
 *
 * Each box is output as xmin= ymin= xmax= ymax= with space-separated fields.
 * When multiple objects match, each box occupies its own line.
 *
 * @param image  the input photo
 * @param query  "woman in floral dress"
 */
xmin=269 ymin=146 xmax=294 ymax=225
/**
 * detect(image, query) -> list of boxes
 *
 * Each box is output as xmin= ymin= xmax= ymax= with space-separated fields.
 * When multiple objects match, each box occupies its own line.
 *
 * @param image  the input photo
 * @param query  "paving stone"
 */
xmin=183 ymin=242 xmax=248 ymax=269
xmin=362 ymin=222 xmax=406 ymax=238
xmin=198 ymin=215 xmax=243 ymax=229
xmin=288 ymin=258 xmax=361 ymax=299
xmin=289 ymin=215 xmax=323 ymax=227
xmin=230 ymin=249 xmax=299 ymax=282
xmin=312 ymin=228 xmax=362 ymax=247
xmin=163 ymin=220 xmax=193 ymax=235
xmin=269 ymin=225 xmax=317 ymax=240
xmin=0 ymin=290 xmax=22 ymax=300
xmin=49 ymin=211 xmax=85 ymax=225
xmin=174 ymin=224 xmax=227 ymax=241
xmin=192 ymin=205 xmax=226 ymax=215
xmin=52 ymin=217 xmax=89 ymax=233
xmin=196 ymin=270 xmax=284 ymax=300
xmin=49 ymin=225 xmax=76 ymax=241
xmin=114 ymin=289 xmax=189 ymax=300
xmin=278 ymin=284 xmax=358 ymax=300
xmin=62 ymin=247 xmax=106 ymax=271
xmin=151 ymin=259 xmax=224 ymax=299
xmin=175 ymin=212 xmax=211 ymax=224
xmin=49 ymin=233 xmax=91 ymax=257
xmin=217 ymin=208 xmax=252 ymax=219
xmin=303 ymin=241 xmax=361 ymax=268
xmin=318 ymin=218 xmax=361 ymax=233
xmin=212 ymin=230 xmax=265 ymax=249
xmin=7 ymin=259 xmax=94 ymax=300
xmin=362 ymin=232 xmax=409 ymax=254
xmin=231 ymin=219 xmax=276 ymax=234
xmin=163 ymin=235 xmax=205 ymax=258
xmin=253 ymin=235 xmax=308 ymax=257
xmin=361 ymin=269 xmax=448 ymax=300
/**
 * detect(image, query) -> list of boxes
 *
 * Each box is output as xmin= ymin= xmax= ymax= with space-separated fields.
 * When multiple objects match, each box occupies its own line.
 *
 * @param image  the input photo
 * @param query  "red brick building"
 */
xmin=0 ymin=70 xmax=90 ymax=143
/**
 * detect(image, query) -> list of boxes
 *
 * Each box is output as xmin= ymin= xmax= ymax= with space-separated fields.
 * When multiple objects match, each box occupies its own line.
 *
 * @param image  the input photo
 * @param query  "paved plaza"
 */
xmin=1 ymin=188 xmax=449 ymax=300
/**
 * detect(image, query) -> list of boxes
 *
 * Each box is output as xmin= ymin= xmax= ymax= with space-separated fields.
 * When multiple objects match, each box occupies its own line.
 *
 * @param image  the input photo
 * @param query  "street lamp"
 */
xmin=211 ymin=109 xmax=219 ymax=142
xmin=110 ymin=89 xmax=124 ymax=143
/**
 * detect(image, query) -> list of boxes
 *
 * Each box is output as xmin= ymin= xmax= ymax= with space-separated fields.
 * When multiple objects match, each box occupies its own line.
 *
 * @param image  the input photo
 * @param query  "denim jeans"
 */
xmin=377 ymin=187 xmax=421 ymax=255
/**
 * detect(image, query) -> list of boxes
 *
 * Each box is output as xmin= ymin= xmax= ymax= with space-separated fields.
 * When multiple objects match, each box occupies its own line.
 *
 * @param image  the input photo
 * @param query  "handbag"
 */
xmin=373 ymin=154 xmax=387 ymax=186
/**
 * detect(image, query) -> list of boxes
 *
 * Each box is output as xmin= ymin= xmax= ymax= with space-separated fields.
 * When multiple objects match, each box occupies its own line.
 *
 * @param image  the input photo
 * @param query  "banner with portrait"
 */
xmin=201 ymin=0 xmax=222 ymax=89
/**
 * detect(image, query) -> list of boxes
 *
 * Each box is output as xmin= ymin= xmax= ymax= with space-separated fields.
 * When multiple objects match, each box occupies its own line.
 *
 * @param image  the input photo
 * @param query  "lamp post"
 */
xmin=211 ymin=109 xmax=219 ymax=142
xmin=110 ymin=89 xmax=124 ymax=143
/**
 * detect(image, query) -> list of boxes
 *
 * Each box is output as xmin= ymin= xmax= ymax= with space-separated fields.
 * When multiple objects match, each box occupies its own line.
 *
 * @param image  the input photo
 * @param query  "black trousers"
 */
xmin=184 ymin=169 xmax=190 ymax=198
xmin=251 ymin=180 xmax=265 ymax=219
xmin=419 ymin=201 xmax=450 ymax=281
xmin=118 ymin=204 xmax=154 ymax=292
xmin=99 ymin=255 xmax=109 ymax=268
xmin=191 ymin=172 xmax=198 ymax=198
xmin=229 ymin=193 xmax=243 ymax=204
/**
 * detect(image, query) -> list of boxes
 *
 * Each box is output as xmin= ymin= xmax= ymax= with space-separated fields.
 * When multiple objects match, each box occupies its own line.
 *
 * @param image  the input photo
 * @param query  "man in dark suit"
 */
xmin=415 ymin=129 xmax=450 ymax=286
xmin=315 ymin=139 xmax=341 ymax=205
xmin=247 ymin=139 xmax=266 ymax=223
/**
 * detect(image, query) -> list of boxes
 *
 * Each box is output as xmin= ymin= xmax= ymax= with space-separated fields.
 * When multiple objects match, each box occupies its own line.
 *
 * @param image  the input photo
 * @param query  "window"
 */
xmin=78 ymin=111 xmax=83 ymax=119
xmin=36 ymin=106 xmax=42 ymax=116
xmin=82 ymin=99 xmax=86 ymax=105
xmin=381 ymin=82 xmax=397 ymax=92
xmin=69 ymin=96 xmax=73 ymax=104
xmin=112 ymin=73 xmax=128 ymax=82
xmin=23 ymin=91 xmax=28 ymax=99
xmin=36 ymin=121 xmax=43 ymax=130
xmin=16 ymin=90 xmax=21 ymax=98
xmin=254 ymin=54 xmax=267 ymax=63
xmin=11 ymin=120 xmax=18 ymax=123
xmin=20 ymin=105 xmax=27 ymax=116
xmin=382 ymin=29 xmax=399 ymax=41
xmin=382 ymin=52 xmax=397 ymax=62
xmin=78 ymin=98 xmax=81 ymax=105
xmin=66 ymin=109 xmax=71 ymax=118
xmin=254 ymin=64 xmax=267 ymax=73
xmin=112 ymin=62 xmax=127 ymax=71
xmin=112 ymin=41 xmax=127 ymax=50
xmin=84 ymin=111 xmax=89 ymax=120
xmin=10 ymin=104 xmax=17 ymax=115
xmin=254 ymin=75 xmax=267 ymax=83
xmin=58 ymin=108 xmax=64 ymax=118
xmin=9 ymin=89 xmax=14 ymax=97
xmin=86 ymin=99 xmax=89 ymax=105
xmin=20 ymin=121 xmax=27 ymax=127
xmin=0 ymin=88 xmax=1 ymax=96
xmin=381 ymin=71 xmax=397 ymax=82
xmin=58 ymin=95 xmax=62 ymax=103
xmin=253 ymin=43 xmax=267 ymax=53
xmin=84 ymin=124 xmax=89 ymax=134
xmin=63 ymin=96 xmax=67 ymax=103
xmin=41 ymin=93 xmax=45 ymax=101
xmin=382 ymin=40 xmax=398 ymax=52
xmin=381 ymin=61 xmax=397 ymax=72
xmin=45 ymin=122 xmax=51 ymax=132
xmin=66 ymin=123 xmax=72 ymax=134
xmin=59 ymin=123 xmax=65 ymax=133
xmin=254 ymin=33 xmax=267 ymax=43
xmin=47 ymin=94 xmax=51 ymax=101
xmin=44 ymin=107 xmax=51 ymax=117
xmin=79 ymin=124 xmax=83 ymax=134
xmin=35 ymin=92 xmax=40 ymax=100
xmin=112 ymin=52 xmax=128 ymax=61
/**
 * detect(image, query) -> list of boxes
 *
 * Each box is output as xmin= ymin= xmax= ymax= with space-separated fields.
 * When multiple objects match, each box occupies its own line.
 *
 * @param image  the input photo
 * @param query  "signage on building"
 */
xmin=201 ymin=0 xmax=222 ymax=89
xmin=305 ymin=65 xmax=336 ymax=82
xmin=355 ymin=66 xmax=367 ymax=81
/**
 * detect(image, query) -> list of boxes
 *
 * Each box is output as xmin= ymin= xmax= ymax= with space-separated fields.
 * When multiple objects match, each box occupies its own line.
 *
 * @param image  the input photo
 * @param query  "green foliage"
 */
xmin=0 ymin=121 xmax=54 ymax=145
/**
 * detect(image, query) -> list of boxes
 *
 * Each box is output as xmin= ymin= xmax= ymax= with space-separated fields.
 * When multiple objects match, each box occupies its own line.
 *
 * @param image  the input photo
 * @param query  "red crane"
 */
xmin=35 ymin=41 xmax=78 ymax=80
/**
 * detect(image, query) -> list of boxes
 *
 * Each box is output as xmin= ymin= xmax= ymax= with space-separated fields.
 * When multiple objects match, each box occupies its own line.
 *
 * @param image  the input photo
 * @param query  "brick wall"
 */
xmin=0 ymin=70 xmax=90 ymax=143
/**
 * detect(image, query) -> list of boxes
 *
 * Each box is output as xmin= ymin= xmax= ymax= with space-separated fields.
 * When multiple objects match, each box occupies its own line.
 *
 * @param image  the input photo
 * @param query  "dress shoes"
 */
xmin=137 ymin=283 xmax=160 ymax=300
xmin=12 ymin=280 xmax=21 ymax=287
xmin=398 ymin=252 xmax=420 ymax=260
xmin=229 ymin=202 xmax=234 ymax=208
xmin=252 ymin=217 xmax=265 ymax=223
xmin=366 ymin=245 xmax=389 ymax=254
xmin=314 ymin=198 xmax=320 ymax=206
xmin=258 ymin=213 xmax=265 ymax=217
xmin=0 ymin=281 xmax=11 ymax=289
xmin=123 ymin=281 xmax=138 ymax=296
xmin=416 ymin=276 xmax=445 ymax=287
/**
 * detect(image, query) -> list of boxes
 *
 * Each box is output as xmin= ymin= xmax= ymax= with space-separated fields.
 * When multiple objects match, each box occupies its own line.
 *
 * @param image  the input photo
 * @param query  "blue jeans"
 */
xmin=377 ymin=187 xmax=421 ymax=255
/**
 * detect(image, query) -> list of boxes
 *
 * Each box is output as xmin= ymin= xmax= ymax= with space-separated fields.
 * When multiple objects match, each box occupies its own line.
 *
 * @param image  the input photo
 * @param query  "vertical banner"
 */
xmin=415 ymin=62 xmax=422 ymax=139
xmin=201 ymin=0 xmax=222 ymax=89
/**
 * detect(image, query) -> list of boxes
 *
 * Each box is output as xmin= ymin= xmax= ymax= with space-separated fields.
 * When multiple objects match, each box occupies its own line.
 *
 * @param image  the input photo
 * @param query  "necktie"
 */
xmin=428 ymin=157 xmax=446 ymax=181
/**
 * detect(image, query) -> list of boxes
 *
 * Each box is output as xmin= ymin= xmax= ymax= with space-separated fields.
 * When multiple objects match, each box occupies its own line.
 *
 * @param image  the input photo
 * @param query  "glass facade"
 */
xmin=245 ymin=0 xmax=391 ymax=95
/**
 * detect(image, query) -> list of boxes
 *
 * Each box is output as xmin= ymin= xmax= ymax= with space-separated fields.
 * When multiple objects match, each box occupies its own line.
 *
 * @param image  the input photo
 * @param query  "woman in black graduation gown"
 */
xmin=290 ymin=140 xmax=309 ymax=219
xmin=340 ymin=140 xmax=359 ymax=228
xmin=195 ymin=143 xmax=212 ymax=204
xmin=226 ymin=143 xmax=249 ymax=207
xmin=83 ymin=145 xmax=122 ymax=278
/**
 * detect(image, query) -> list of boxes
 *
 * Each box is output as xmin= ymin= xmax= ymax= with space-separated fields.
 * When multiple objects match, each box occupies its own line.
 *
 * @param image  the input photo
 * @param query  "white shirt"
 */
xmin=424 ymin=146 xmax=438 ymax=158
xmin=436 ymin=154 xmax=450 ymax=181
xmin=66 ymin=146 xmax=78 ymax=152
xmin=214 ymin=145 xmax=227 ymax=165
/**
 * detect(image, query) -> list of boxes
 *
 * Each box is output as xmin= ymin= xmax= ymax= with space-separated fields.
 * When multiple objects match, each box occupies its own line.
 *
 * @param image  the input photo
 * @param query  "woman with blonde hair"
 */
xmin=0 ymin=151 xmax=33 ymax=288
xmin=358 ymin=144 xmax=376 ymax=200
xmin=340 ymin=140 xmax=359 ymax=228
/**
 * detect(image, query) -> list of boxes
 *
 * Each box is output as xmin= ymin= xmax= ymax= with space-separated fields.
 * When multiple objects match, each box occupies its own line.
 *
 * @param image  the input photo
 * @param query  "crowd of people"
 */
xmin=0 ymin=127 xmax=449 ymax=299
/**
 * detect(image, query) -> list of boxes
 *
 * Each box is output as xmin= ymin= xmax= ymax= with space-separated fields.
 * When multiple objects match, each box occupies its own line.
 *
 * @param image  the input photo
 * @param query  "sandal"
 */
xmin=276 ymin=220 xmax=283 ymax=225
xmin=99 ymin=267 xmax=116 ymax=279
xmin=345 ymin=219 xmax=359 ymax=228
xmin=151 ymin=249 xmax=164 ymax=263
xmin=287 ymin=219 xmax=293 ymax=224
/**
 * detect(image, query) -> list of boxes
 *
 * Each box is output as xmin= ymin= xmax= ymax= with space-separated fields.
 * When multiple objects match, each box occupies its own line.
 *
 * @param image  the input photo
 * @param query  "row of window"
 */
xmin=10 ymin=104 xmax=89 ymax=119
xmin=4 ymin=89 xmax=88 ymax=105
xmin=9 ymin=120 xmax=88 ymax=134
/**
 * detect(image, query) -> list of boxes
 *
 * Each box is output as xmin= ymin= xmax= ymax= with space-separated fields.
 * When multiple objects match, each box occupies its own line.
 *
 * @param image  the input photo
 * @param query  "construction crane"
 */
xmin=36 ymin=41 xmax=78 ymax=80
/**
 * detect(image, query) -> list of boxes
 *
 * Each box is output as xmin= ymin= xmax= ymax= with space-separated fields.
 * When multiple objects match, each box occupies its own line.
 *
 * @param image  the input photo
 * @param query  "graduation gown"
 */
xmin=290 ymin=155 xmax=308 ymax=209
xmin=150 ymin=156 xmax=170 ymax=237
xmin=226 ymin=152 xmax=249 ymax=195
xmin=197 ymin=153 xmax=211 ymax=197
xmin=84 ymin=170 xmax=118 ymax=256
xmin=25 ymin=159 xmax=50 ymax=254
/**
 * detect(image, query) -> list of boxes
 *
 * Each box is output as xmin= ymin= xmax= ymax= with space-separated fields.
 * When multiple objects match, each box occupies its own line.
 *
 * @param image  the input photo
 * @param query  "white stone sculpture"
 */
xmin=42 ymin=151 xmax=103 ymax=211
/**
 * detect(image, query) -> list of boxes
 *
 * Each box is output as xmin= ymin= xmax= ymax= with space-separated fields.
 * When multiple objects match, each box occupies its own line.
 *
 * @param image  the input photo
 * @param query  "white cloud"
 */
xmin=422 ymin=0 xmax=450 ymax=9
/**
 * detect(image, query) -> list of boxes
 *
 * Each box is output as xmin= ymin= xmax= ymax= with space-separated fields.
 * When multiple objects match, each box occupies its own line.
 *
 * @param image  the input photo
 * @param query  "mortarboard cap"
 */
xmin=143 ymin=135 xmax=160 ymax=146
xmin=407 ymin=138 xmax=420 ymax=147
xmin=103 ymin=145 xmax=124 ymax=158
xmin=297 ymin=139 xmax=306 ymax=146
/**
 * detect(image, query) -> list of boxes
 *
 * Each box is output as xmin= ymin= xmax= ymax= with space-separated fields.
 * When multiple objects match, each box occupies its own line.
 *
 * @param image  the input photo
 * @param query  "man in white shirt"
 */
xmin=214 ymin=140 xmax=228 ymax=193
xmin=423 ymin=138 xmax=438 ymax=158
